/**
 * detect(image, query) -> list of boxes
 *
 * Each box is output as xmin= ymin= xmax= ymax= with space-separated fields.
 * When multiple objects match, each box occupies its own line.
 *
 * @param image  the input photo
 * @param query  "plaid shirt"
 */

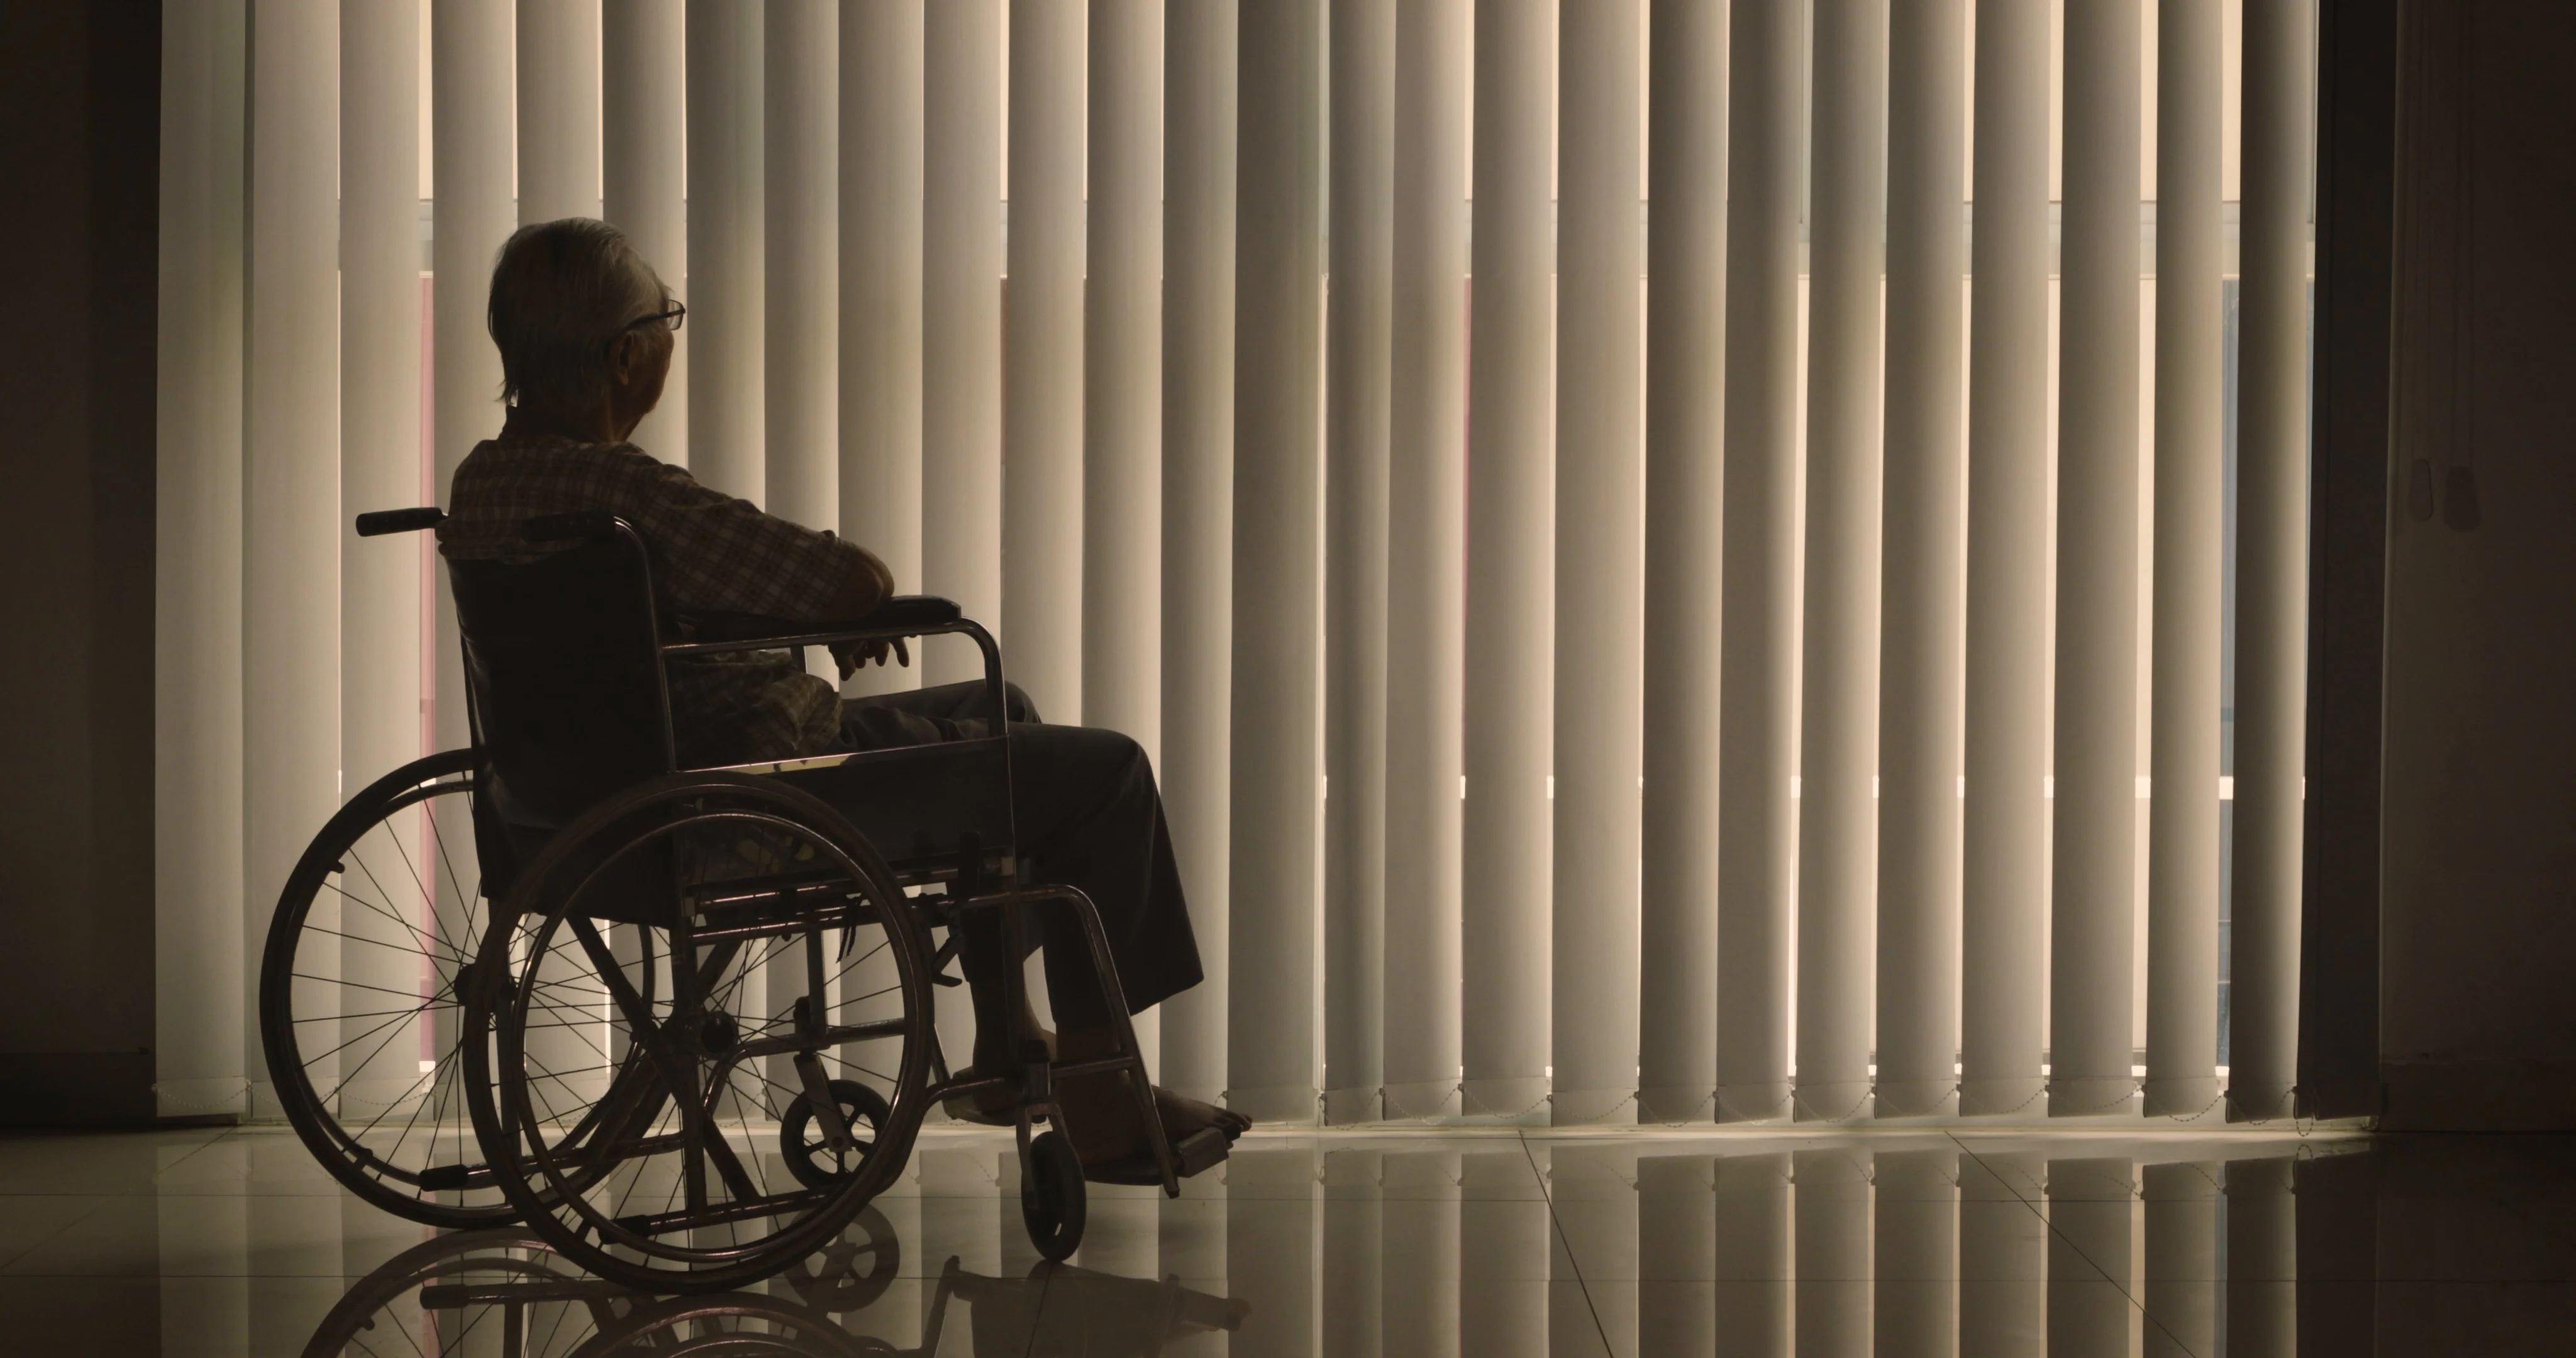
xmin=438 ymin=433 xmax=862 ymax=766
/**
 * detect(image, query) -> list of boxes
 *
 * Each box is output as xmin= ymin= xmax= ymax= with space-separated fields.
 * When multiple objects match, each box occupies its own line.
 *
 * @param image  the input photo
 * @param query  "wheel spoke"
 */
xmin=294 ymin=971 xmax=443 ymax=1005
xmin=343 ymin=839 xmax=456 ymax=966
xmin=290 ymin=1003 xmax=444 ymax=1025
xmin=384 ymin=803 xmax=472 ymax=963
xmin=298 ymin=999 xmax=433 ymax=1072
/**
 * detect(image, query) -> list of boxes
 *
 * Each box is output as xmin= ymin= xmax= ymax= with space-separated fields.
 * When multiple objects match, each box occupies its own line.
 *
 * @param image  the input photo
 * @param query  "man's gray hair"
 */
xmin=486 ymin=218 xmax=667 ymax=408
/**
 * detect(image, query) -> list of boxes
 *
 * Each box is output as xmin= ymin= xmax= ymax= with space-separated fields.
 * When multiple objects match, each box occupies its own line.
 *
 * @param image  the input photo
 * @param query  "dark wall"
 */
xmin=0 ymin=3 xmax=162 ymax=1122
xmin=2377 ymin=0 xmax=2576 ymax=1129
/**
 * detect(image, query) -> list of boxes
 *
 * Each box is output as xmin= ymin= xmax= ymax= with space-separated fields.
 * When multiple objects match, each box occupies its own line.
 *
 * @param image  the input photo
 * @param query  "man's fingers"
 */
xmin=828 ymin=636 xmax=912 ymax=670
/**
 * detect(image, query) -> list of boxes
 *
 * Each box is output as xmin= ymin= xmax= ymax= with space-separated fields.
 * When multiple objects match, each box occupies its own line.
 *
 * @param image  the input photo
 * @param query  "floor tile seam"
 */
xmin=0 ymin=1130 xmax=232 ymax=1201
xmin=1938 ymin=1128 xmax=2208 ymax=1358
xmin=0 ymin=1201 xmax=105 ymax=1275
xmin=152 ymin=1129 xmax=237 ymax=1183
xmin=1518 ymin=1129 xmax=1618 ymax=1357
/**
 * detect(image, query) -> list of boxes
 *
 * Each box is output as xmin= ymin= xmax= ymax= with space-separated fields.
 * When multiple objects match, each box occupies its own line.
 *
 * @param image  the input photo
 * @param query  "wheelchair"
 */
xmin=259 ymin=504 xmax=1215 ymax=1293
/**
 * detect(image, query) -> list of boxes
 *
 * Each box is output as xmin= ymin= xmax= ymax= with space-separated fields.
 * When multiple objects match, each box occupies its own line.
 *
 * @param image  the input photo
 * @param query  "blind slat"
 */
xmin=839 ymin=0 xmax=925 ymax=681
xmin=1637 ymin=0 xmax=1728 ymax=1125
xmin=1002 ymin=0 xmax=1087 ymax=719
xmin=1087 ymin=0 xmax=1165 ymax=1072
xmin=517 ymin=0 xmax=602 ymax=223
xmin=603 ymin=0 xmax=687 ymax=463
xmin=919 ymin=3 xmax=1003 ymax=1086
xmin=1552 ymin=0 xmax=1646 ymax=1126
xmin=1381 ymin=0 xmax=1470 ymax=1122
xmin=1715 ymin=0 xmax=1802 ymax=1124
xmin=1960 ymin=0 xmax=2054 ymax=1118
xmin=1153 ymin=0 xmax=1237 ymax=1108
xmin=763 ymin=0 xmax=838 ymax=536
xmin=1796 ymin=0 xmax=1891 ymax=1123
xmin=1874 ymin=0 xmax=1970 ymax=1120
xmin=2050 ymin=0 xmax=2146 ymax=1117
xmin=1460 ymin=0 xmax=1557 ymax=1121
xmin=686 ymin=0 xmax=765 ymax=504
xmin=2228 ymin=0 xmax=2316 ymax=1125
xmin=338 ymin=0 xmax=427 ymax=1112
xmin=1226 ymin=0 xmax=1324 ymax=1122
xmin=2146 ymin=0 xmax=2228 ymax=1118
xmin=1323 ymin=0 xmax=1392 ymax=1125
xmin=244 ymin=0 xmax=341 ymax=1110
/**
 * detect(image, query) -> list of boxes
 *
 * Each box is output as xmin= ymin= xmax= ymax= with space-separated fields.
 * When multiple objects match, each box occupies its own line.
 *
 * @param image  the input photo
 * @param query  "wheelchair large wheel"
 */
xmin=464 ymin=772 xmax=937 ymax=1295
xmin=258 ymin=749 xmax=519 ymax=1228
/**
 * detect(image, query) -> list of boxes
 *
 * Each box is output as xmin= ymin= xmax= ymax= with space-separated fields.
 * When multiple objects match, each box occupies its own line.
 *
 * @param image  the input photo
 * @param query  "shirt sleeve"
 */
xmin=609 ymin=449 xmax=864 ymax=620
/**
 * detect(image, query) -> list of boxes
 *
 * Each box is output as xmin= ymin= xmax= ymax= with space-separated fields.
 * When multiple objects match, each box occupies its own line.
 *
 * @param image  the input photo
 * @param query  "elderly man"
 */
xmin=438 ymin=218 xmax=1246 ymax=1173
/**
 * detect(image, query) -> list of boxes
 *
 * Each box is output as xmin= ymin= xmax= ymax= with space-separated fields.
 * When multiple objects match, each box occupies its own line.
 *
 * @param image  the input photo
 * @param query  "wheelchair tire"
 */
xmin=780 ymin=1079 xmax=895 ymax=1190
xmin=258 ymin=748 xmax=523 ymax=1229
xmin=464 ymin=771 xmax=938 ymax=1295
xmin=1019 ymin=1129 xmax=1086 ymax=1262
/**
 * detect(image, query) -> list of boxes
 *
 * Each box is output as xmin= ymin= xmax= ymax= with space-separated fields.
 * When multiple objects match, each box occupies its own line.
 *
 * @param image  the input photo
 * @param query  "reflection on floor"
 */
xmin=0 ymin=1123 xmax=2569 ymax=1355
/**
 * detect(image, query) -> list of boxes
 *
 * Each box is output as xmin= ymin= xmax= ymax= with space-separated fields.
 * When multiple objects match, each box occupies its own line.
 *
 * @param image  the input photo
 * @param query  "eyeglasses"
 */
xmin=623 ymin=299 xmax=686 ymax=333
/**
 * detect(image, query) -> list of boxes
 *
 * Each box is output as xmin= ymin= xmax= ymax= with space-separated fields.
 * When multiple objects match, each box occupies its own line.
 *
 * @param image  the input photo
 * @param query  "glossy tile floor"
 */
xmin=0 ymin=1123 xmax=2568 ymax=1355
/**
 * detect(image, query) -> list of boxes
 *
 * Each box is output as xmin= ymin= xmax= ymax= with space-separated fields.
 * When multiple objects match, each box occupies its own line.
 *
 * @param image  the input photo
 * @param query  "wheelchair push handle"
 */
xmin=355 ymin=506 xmax=447 ymax=537
xmin=357 ymin=507 xmax=623 ymax=543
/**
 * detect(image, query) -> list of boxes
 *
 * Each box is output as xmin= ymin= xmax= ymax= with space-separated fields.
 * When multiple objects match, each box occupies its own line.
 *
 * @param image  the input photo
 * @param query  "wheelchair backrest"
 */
xmin=443 ymin=521 xmax=675 ymax=836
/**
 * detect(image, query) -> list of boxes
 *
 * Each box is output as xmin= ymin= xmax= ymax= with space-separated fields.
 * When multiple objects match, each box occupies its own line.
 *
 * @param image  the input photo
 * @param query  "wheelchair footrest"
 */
xmin=1080 ymin=1126 xmax=1232 ymax=1188
xmin=1172 ymin=1125 xmax=1231 ymax=1178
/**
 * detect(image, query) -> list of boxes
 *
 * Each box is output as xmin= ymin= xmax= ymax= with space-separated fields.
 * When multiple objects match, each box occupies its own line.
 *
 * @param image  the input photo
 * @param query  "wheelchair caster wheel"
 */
xmin=1020 ymin=1129 xmax=1086 ymax=1261
xmin=781 ymin=1080 xmax=895 ymax=1190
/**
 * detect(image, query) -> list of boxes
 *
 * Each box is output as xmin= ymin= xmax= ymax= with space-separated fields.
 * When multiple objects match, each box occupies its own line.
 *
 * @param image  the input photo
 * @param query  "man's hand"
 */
xmin=821 ymin=544 xmax=897 ymax=620
xmin=830 ymin=636 xmax=911 ymax=680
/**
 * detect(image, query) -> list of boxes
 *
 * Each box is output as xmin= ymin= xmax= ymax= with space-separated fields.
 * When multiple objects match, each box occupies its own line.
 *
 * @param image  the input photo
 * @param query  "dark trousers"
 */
xmin=830 ymin=681 xmax=1201 ymax=1031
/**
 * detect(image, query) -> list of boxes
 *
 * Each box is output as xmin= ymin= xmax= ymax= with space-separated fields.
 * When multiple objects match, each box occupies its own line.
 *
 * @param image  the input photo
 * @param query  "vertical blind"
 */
xmin=153 ymin=0 xmax=2316 ymax=1126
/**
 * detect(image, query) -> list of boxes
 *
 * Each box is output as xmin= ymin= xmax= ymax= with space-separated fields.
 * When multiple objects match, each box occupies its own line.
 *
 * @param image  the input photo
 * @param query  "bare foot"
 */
xmin=1152 ymin=1086 xmax=1252 ymax=1142
xmin=1028 ymin=1024 xmax=1248 ymax=1166
xmin=1057 ymin=1073 xmax=1250 ymax=1167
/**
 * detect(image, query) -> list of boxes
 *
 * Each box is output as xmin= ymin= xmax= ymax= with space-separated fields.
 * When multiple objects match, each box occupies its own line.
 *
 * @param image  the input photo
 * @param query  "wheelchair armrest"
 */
xmin=855 ymin=594 xmax=964 ymax=631
xmin=665 ymin=595 xmax=970 ymax=656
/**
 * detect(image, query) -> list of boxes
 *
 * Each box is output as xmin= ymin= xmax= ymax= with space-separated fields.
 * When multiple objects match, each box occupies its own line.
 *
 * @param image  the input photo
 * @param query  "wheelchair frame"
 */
xmin=308 ymin=505 xmax=1188 ymax=1282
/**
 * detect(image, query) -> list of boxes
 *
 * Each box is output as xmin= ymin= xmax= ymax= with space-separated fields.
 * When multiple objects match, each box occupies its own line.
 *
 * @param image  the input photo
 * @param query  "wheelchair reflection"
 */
xmin=305 ymin=1215 xmax=1248 ymax=1358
